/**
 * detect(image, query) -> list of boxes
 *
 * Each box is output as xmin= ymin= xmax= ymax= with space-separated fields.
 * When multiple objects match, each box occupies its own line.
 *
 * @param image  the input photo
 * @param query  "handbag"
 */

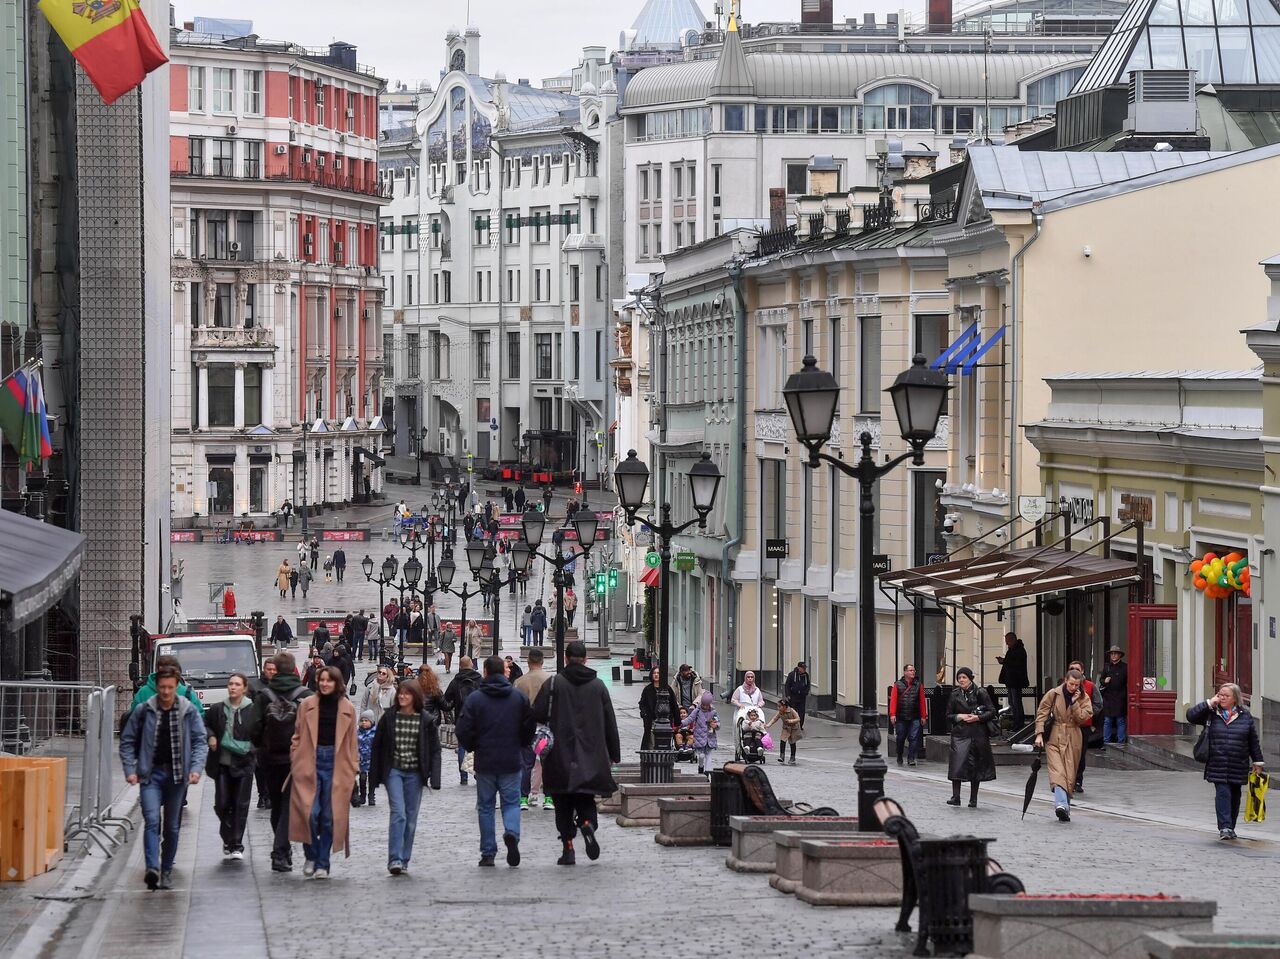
xmin=1193 ymin=711 xmax=1213 ymax=764
xmin=461 ymin=750 xmax=475 ymax=774
xmin=533 ymin=677 xmax=555 ymax=757
xmin=1246 ymin=768 xmax=1269 ymax=823
xmin=440 ymin=722 xmax=458 ymax=749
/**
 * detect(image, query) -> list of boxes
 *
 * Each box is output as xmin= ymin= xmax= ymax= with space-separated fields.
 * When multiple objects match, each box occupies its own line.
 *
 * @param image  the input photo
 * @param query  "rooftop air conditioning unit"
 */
xmin=225 ymin=123 xmax=237 ymax=135
xmin=1125 ymin=69 xmax=1197 ymax=135
xmin=274 ymin=145 xmax=288 ymax=155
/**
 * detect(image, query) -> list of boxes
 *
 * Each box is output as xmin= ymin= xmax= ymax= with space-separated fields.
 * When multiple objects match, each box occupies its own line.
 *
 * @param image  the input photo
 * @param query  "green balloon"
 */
xmin=1156 ymin=676 xmax=1168 ymax=689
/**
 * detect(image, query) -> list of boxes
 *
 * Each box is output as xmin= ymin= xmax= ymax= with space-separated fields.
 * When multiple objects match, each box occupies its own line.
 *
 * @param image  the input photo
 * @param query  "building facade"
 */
xmin=169 ymin=25 xmax=388 ymax=522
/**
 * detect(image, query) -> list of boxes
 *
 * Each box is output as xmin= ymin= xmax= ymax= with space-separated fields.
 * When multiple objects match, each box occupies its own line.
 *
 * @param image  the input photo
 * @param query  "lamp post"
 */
xmin=614 ymin=450 xmax=723 ymax=779
xmin=514 ymin=506 xmax=600 ymax=672
xmin=413 ymin=426 xmax=429 ymax=487
xmin=434 ymin=537 xmax=499 ymax=659
xmin=362 ymin=553 xmax=400 ymax=663
xmin=782 ymin=353 xmax=949 ymax=831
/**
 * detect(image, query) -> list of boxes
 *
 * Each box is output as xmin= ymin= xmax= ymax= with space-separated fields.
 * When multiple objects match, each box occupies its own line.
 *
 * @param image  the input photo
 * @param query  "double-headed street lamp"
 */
xmin=511 ymin=506 xmax=600 ymax=671
xmin=362 ymin=553 xmax=402 ymax=664
xmin=614 ymin=451 xmax=723 ymax=773
xmin=435 ymin=535 xmax=519 ymax=659
xmin=362 ymin=529 xmax=436 ymax=668
xmin=782 ymin=352 xmax=949 ymax=830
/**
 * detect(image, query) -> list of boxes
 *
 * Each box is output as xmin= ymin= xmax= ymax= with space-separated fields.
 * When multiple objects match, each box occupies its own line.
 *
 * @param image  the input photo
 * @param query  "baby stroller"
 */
xmin=734 ymin=705 xmax=769 ymax=764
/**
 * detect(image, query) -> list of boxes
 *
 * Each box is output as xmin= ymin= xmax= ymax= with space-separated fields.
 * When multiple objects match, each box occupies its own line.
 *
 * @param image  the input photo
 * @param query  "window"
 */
xmin=384 ymin=333 xmax=394 ymax=377
xmin=507 ymin=331 xmax=521 ymax=378
xmin=407 ymin=332 xmax=421 ymax=378
xmin=653 ymin=168 xmax=663 ymax=199
xmin=536 ymin=397 xmax=553 ymax=429
xmin=347 ymin=91 xmax=357 ymax=132
xmin=474 ymin=331 xmax=491 ymax=379
xmin=724 ymin=104 xmax=747 ymax=131
xmin=385 ymin=273 xmax=394 ymax=306
xmin=405 ymin=216 xmax=419 ymax=251
xmin=213 ymin=283 xmax=233 ymax=327
xmin=504 ymin=210 xmax=520 ymax=245
xmin=188 ymin=66 xmax=205 ymax=113
xmin=570 ymin=265 xmax=580 ymax=303
xmin=208 ymin=365 xmax=235 ymax=426
xmin=506 ymin=269 xmax=520 ymax=300
xmin=432 ymin=273 xmax=440 ymax=304
xmin=674 ymin=223 xmax=684 ymax=248
xmin=243 ymin=70 xmax=262 ymax=114
xmin=1026 ymin=67 xmax=1087 ymax=118
xmin=595 ymin=330 xmax=603 ymax=381
xmin=243 ymin=140 xmax=262 ymax=178
xmin=442 ymin=270 xmax=451 ymax=303
xmin=913 ymin=471 xmax=948 ymax=566
xmin=686 ymin=162 xmax=697 ymax=197
xmin=786 ymin=162 xmax=808 ymax=196
xmin=595 ymin=265 xmax=603 ymax=300
xmin=639 ymin=224 xmax=650 ymax=258
xmin=476 ymin=271 xmax=484 ymax=301
xmin=380 ymin=218 xmax=393 ymax=251
xmin=535 ymin=333 xmax=553 ymax=379
xmin=474 ymin=215 xmax=488 ymax=246
xmin=939 ymin=106 xmax=976 ymax=134
xmin=572 ymin=331 xmax=581 ymax=379
xmin=189 ymin=282 xmax=202 ymax=326
xmin=244 ymin=365 xmax=262 ymax=427
xmin=531 ymin=208 xmax=550 ymax=244
xmin=554 ymin=332 xmax=563 ymax=379
xmin=639 ymin=168 xmax=650 ymax=200
xmin=187 ymin=136 xmax=204 ymax=174
xmin=534 ymin=270 xmax=542 ymax=302
xmin=859 ymin=315 xmax=882 ymax=413
xmin=244 ymin=284 xmax=257 ymax=327
xmin=249 ymin=465 xmax=266 ymax=512
xmin=429 ymin=331 xmax=450 ymax=379
xmin=212 ymin=138 xmax=234 ymax=177
xmin=405 ymin=273 xmax=415 ymax=306
xmin=914 ymin=314 xmax=949 ymax=363
xmin=861 ymin=84 xmax=932 ymax=131
xmin=212 ymin=68 xmax=234 ymax=113
xmin=654 ymin=223 xmax=663 ymax=256
xmin=673 ymin=165 xmax=683 ymax=199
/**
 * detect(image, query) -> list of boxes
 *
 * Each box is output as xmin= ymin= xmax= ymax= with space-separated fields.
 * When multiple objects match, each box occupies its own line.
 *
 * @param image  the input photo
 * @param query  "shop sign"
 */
xmin=870 ymin=554 xmax=892 ymax=576
xmin=1068 ymin=496 xmax=1095 ymax=524
xmin=764 ymin=538 xmax=788 ymax=559
xmin=1117 ymin=493 xmax=1153 ymax=524
xmin=674 ymin=550 xmax=696 ymax=572
xmin=1018 ymin=495 xmax=1047 ymax=525
xmin=645 ymin=551 xmax=662 ymax=568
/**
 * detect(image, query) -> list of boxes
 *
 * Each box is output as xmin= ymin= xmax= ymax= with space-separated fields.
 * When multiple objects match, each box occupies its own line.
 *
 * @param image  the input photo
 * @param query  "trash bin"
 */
xmin=639 ymin=749 xmax=674 ymax=785
xmin=917 ymin=836 xmax=990 ymax=955
xmin=928 ymin=685 xmax=954 ymax=737
xmin=709 ymin=769 xmax=746 ymax=847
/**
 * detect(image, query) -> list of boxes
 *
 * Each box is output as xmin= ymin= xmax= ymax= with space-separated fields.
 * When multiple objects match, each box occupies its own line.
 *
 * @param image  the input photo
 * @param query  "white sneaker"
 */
xmin=302 ymin=860 xmax=316 ymax=877
xmin=230 ymin=850 xmax=244 ymax=861
xmin=312 ymin=868 xmax=329 ymax=880
xmin=221 ymin=847 xmax=233 ymax=861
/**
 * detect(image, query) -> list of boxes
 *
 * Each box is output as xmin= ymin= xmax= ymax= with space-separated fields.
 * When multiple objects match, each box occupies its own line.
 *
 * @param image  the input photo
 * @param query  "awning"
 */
xmin=354 ymin=445 xmax=386 ymax=466
xmin=0 ymin=510 xmax=86 ymax=631
xmin=930 ymin=323 xmax=1006 ymax=375
xmin=640 ymin=565 xmax=661 ymax=589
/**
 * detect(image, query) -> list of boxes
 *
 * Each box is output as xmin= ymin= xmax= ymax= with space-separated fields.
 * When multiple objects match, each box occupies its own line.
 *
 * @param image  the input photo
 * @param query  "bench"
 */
xmin=874 ymin=797 xmax=1025 ymax=957
xmin=723 ymin=761 xmax=840 ymax=817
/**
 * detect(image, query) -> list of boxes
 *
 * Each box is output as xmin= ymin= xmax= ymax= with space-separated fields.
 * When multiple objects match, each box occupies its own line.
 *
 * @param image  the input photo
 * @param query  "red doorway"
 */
xmin=1213 ymin=594 xmax=1253 ymax=703
xmin=1127 ymin=604 xmax=1178 ymax=735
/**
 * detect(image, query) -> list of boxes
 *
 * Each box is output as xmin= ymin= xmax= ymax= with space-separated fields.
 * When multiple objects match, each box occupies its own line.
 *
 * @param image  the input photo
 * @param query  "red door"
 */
xmin=1214 ymin=595 xmax=1253 ymax=703
xmin=1127 ymin=604 xmax=1178 ymax=735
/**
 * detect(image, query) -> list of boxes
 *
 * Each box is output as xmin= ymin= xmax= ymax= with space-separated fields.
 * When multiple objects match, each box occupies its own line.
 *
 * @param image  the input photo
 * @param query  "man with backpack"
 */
xmin=444 ymin=656 xmax=483 ymax=785
xmin=247 ymin=651 xmax=314 ymax=871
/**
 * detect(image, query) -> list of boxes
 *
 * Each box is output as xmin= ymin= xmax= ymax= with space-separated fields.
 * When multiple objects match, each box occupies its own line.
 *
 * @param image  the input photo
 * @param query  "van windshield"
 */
xmin=155 ymin=640 xmax=258 ymax=686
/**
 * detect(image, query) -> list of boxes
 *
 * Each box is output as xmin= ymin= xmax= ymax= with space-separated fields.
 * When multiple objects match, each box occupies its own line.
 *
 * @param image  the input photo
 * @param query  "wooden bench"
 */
xmin=723 ymin=761 xmax=840 ymax=817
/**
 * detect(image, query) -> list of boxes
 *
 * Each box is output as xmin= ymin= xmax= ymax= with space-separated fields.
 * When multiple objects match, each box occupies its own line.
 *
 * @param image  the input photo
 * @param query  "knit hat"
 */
xmin=956 ymin=666 xmax=976 ymax=682
xmin=360 ymin=710 xmax=375 ymax=722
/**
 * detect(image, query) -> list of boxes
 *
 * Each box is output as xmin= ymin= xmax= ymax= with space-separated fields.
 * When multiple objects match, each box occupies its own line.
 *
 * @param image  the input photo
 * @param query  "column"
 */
xmin=261 ymin=362 xmax=274 ymax=428
xmin=233 ymin=361 xmax=246 ymax=429
xmin=197 ymin=362 xmax=210 ymax=431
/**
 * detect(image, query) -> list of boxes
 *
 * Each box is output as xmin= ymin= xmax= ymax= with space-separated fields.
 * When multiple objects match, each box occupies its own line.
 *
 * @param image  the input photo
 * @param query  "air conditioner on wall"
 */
xmin=346 ymin=107 xmax=355 ymax=119
xmin=333 ymin=157 xmax=342 ymax=168
xmin=225 ymin=124 xmax=237 ymax=135
xmin=229 ymin=241 xmax=241 ymax=257
xmin=274 ymin=145 xmax=287 ymax=155
xmin=303 ymin=150 xmax=313 ymax=163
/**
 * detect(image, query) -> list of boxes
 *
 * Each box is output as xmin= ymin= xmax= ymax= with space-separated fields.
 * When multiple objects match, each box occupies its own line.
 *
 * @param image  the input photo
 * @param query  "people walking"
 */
xmin=289 ymin=666 xmax=359 ymax=879
xmin=767 ymin=696 xmax=804 ymax=765
xmin=333 ymin=547 xmax=346 ymax=583
xmin=289 ymin=566 xmax=299 ymax=599
xmin=946 ymin=667 xmax=996 ymax=807
xmin=323 ymin=554 xmax=334 ymax=583
xmin=532 ymin=641 xmax=620 ymax=865
xmin=520 ymin=606 xmax=533 ymax=647
xmin=541 ymin=485 xmax=553 ymax=514
xmin=530 ymin=602 xmax=547 ymax=647
xmin=247 ymin=651 xmax=314 ymax=870
xmin=890 ymin=664 xmax=928 ymax=767
xmin=515 ymin=486 xmax=526 ymax=511
xmin=1034 ymin=668 xmax=1094 ymax=822
xmin=308 ymin=535 xmax=320 ymax=571
xmin=353 ymin=710 xmax=375 ymax=807
xmin=514 ymin=648 xmax=552 ymax=810
xmin=456 ymin=656 xmax=534 ymax=867
xmin=370 ymin=681 xmax=442 ymax=874
xmin=440 ymin=622 xmax=457 ymax=673
xmin=358 ymin=665 xmax=398 ymax=805
xmin=731 ymin=671 xmax=765 ymax=711
xmin=639 ymin=667 xmax=679 ymax=750
xmin=1068 ymin=659 xmax=1103 ymax=793
xmin=424 ymin=603 xmax=442 ymax=658
xmin=997 ymin=631 xmax=1030 ymax=732
xmin=564 ymin=588 xmax=578 ymax=627
xmin=297 ymin=537 xmax=309 ymax=568
xmin=682 ymin=691 xmax=721 ymax=774
xmin=204 ymin=673 xmax=255 ymax=859
xmin=277 ymin=561 xmax=291 ymax=600
xmin=444 ymin=657 xmax=484 ymax=784
xmin=783 ymin=662 xmax=811 ymax=729
xmin=249 ymin=659 xmax=278 ymax=808
xmin=352 ymin=609 xmax=369 ymax=661
xmin=130 ymin=654 xmax=205 ymax=714
xmin=297 ymin=561 xmax=313 ymax=599
xmin=1100 ymin=646 xmax=1129 ymax=744
xmin=1187 ymin=683 xmax=1265 ymax=839
xmin=464 ymin=619 xmax=483 ymax=661
xmin=674 ymin=664 xmax=703 ymax=713
xmin=119 ymin=666 xmax=208 ymax=890
xmin=270 ymin=615 xmax=293 ymax=649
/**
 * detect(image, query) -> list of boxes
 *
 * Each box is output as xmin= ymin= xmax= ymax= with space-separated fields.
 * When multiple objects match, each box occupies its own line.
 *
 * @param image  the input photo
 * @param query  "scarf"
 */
xmin=165 ymin=703 xmax=183 ymax=784
xmin=220 ymin=699 xmax=253 ymax=757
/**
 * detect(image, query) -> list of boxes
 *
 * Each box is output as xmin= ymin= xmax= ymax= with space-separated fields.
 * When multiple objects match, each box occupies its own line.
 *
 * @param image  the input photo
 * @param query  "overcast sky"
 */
xmin=174 ymin=0 xmax=924 ymax=88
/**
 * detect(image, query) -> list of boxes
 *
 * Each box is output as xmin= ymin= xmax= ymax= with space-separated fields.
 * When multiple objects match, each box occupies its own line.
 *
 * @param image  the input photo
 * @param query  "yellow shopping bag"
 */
xmin=1245 ymin=769 xmax=1269 ymax=823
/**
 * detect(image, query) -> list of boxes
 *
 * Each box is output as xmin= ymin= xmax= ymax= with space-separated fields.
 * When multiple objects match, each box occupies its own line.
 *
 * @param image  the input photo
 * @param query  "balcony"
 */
xmin=171 ymin=162 xmax=392 ymax=200
xmin=191 ymin=326 xmax=275 ymax=350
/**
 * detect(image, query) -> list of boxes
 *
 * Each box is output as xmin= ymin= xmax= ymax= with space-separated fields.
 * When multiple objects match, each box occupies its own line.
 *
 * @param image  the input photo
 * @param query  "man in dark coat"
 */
xmin=515 ymin=487 xmax=526 ymax=511
xmin=531 ymin=641 xmax=620 ymax=866
xmin=444 ymin=657 xmax=485 ymax=784
xmin=332 ymin=547 xmax=346 ymax=583
xmin=269 ymin=615 xmax=293 ymax=649
xmin=889 ymin=663 xmax=928 ymax=766
xmin=996 ymin=632 xmax=1030 ymax=730
xmin=784 ymin=661 xmax=811 ymax=729
xmin=246 ymin=652 xmax=314 ymax=871
xmin=1099 ymin=646 xmax=1128 ymax=744
xmin=456 ymin=656 xmax=535 ymax=867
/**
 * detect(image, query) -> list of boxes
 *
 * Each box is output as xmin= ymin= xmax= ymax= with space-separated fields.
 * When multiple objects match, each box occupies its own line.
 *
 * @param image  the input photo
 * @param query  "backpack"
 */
xmin=261 ymin=686 xmax=309 ymax=754
xmin=452 ymin=673 xmax=481 ymax=717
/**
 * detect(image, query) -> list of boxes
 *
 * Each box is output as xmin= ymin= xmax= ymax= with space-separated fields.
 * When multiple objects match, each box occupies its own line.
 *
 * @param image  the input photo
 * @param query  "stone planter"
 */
xmin=1144 ymin=932 xmax=1280 ymax=958
xmin=968 ymin=895 xmax=1218 ymax=959
xmin=655 ymin=796 xmax=712 ymax=846
xmin=794 ymin=839 xmax=902 ymax=906
xmin=616 ymin=781 xmax=710 ymax=827
xmin=727 ymin=815 xmax=860 ymax=873
xmin=769 ymin=828 xmax=864 ymax=894
xmin=599 ymin=769 xmax=695 ymax=815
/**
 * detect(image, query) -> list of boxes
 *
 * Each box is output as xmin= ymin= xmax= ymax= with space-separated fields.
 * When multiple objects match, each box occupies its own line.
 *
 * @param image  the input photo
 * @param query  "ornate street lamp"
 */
xmin=518 ymin=506 xmax=599 ymax=674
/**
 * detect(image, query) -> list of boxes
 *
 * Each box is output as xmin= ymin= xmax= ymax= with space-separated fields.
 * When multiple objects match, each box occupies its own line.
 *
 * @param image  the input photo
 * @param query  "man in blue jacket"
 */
xmin=120 ymin=666 xmax=208 ymax=891
xmin=456 ymin=655 xmax=535 ymax=868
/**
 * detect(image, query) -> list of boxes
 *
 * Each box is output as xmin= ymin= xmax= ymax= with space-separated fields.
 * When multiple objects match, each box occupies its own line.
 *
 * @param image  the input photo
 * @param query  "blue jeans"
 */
xmin=456 ymin=745 xmax=469 ymax=784
xmin=520 ymin=746 xmax=536 ymax=798
xmin=385 ymin=768 xmax=424 ymax=865
xmin=475 ymin=770 xmax=522 ymax=857
xmin=303 ymin=746 xmax=335 ymax=870
xmin=139 ymin=766 xmax=188 ymax=871
xmin=1103 ymin=715 xmax=1127 ymax=744
xmin=1054 ymin=785 xmax=1070 ymax=809
xmin=895 ymin=719 xmax=922 ymax=762
xmin=1215 ymin=782 xmax=1242 ymax=831
xmin=521 ymin=625 xmax=531 ymax=645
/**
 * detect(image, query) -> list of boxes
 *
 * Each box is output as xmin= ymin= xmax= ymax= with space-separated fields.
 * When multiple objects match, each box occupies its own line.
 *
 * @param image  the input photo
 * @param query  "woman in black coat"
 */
xmin=946 ymin=666 xmax=997 ymax=807
xmin=1187 ymin=683 xmax=1265 ymax=839
xmin=638 ymin=668 xmax=679 ymax=750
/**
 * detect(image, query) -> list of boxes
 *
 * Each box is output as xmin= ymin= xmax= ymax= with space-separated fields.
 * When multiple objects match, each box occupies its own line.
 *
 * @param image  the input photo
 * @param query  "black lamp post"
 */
xmin=516 ymin=506 xmax=599 ymax=672
xmin=363 ymin=553 xmax=400 ymax=663
xmin=782 ymin=352 xmax=949 ymax=831
xmin=614 ymin=450 xmax=723 ymax=778
xmin=435 ymin=538 xmax=497 ymax=660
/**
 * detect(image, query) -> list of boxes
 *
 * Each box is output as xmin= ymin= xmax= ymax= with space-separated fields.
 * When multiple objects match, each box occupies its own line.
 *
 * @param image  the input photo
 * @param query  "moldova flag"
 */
xmin=0 ymin=365 xmax=54 ymax=470
xmin=38 ymin=0 xmax=168 ymax=106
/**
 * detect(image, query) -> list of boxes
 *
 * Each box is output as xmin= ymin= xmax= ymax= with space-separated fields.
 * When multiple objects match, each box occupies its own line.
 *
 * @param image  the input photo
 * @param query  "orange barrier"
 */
xmin=0 ymin=756 xmax=67 ymax=881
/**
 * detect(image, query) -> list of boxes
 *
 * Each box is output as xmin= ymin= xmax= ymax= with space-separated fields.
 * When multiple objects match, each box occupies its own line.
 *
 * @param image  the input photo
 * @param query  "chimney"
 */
xmin=801 ymin=0 xmax=834 ymax=26
xmin=768 ymin=188 xmax=787 ymax=232
xmin=928 ymin=0 xmax=953 ymax=32
xmin=807 ymin=155 xmax=839 ymax=196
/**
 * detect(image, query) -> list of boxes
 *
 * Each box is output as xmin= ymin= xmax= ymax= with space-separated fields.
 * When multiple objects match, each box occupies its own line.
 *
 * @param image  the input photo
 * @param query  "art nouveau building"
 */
xmin=169 ymin=25 xmax=388 ymax=522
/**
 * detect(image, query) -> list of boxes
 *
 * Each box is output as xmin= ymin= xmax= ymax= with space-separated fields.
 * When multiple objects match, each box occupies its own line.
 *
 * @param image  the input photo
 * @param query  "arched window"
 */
xmin=861 ymin=84 xmax=932 ymax=131
xmin=1025 ymin=67 xmax=1086 ymax=118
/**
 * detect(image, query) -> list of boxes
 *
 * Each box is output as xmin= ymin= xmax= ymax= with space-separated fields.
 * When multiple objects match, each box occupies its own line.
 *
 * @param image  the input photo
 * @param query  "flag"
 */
xmin=38 ymin=0 xmax=168 ymax=106
xmin=0 ymin=364 xmax=53 ymax=470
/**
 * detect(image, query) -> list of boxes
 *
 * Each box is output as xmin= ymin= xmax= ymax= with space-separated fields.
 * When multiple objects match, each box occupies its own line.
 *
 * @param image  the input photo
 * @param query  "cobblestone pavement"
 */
xmin=8 ymin=664 xmax=1274 ymax=959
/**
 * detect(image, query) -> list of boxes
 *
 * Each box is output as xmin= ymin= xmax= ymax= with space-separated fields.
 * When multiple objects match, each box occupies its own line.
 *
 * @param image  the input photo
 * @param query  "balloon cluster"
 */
xmin=1191 ymin=552 xmax=1250 ymax=599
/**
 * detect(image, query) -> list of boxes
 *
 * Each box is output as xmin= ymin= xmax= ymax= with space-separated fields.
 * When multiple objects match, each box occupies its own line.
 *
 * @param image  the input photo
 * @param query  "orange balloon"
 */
xmin=1224 ymin=552 xmax=1243 ymax=564
xmin=1191 ymin=559 xmax=1205 ymax=574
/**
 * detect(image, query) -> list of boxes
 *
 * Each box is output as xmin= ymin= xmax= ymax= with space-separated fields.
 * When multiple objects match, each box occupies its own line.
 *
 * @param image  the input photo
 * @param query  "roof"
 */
xmin=622 ymin=51 xmax=1091 ymax=109
xmin=0 ymin=510 xmax=85 ymax=631
xmin=710 ymin=19 xmax=754 ymax=97
xmin=1045 ymin=367 xmax=1262 ymax=381
xmin=460 ymin=75 xmax=580 ymax=133
xmin=630 ymin=0 xmax=707 ymax=50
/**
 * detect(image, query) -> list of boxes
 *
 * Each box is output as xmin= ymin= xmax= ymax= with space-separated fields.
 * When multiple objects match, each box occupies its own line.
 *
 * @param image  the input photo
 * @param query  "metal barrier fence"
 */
xmin=0 ymin=681 xmax=133 ymax=856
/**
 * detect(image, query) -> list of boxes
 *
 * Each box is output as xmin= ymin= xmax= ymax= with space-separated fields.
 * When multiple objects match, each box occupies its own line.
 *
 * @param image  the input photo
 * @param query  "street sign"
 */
xmin=674 ymin=550 xmax=696 ymax=572
xmin=1018 ymin=495 xmax=1048 ymax=525
xmin=764 ymin=538 xmax=788 ymax=559
xmin=644 ymin=551 xmax=661 ymax=568
xmin=870 ymin=554 xmax=892 ymax=576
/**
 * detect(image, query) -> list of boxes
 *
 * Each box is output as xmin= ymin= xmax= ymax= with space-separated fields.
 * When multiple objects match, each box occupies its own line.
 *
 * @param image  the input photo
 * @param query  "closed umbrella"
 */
xmin=1021 ymin=752 xmax=1042 ymax=820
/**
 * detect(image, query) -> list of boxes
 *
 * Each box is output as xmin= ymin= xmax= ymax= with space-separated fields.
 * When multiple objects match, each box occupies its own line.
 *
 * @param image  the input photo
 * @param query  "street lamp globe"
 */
xmin=887 ymin=353 xmax=951 ymax=447
xmin=403 ymin=555 xmax=423 ymax=588
xmin=511 ymin=539 xmax=533 ymax=574
xmin=782 ymin=354 xmax=841 ymax=454
xmin=437 ymin=553 xmax=457 ymax=590
xmin=572 ymin=508 xmax=601 ymax=548
xmin=361 ymin=555 xmax=374 ymax=580
xmin=688 ymin=452 xmax=723 ymax=518
xmin=614 ymin=449 xmax=650 ymax=515
xmin=381 ymin=556 xmax=399 ymax=582
xmin=521 ymin=507 xmax=546 ymax=548
xmin=465 ymin=537 xmax=489 ymax=575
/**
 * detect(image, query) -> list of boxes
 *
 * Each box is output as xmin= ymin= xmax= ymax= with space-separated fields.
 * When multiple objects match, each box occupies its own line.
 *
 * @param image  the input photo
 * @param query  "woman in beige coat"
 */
xmin=289 ymin=665 xmax=358 ymax=878
xmin=1034 ymin=668 xmax=1094 ymax=823
xmin=276 ymin=561 xmax=292 ymax=599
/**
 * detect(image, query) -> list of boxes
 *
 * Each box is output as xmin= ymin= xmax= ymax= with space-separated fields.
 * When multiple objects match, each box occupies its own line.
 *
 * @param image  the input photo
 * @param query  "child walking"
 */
xmin=323 ymin=555 xmax=334 ymax=583
xmin=682 ymin=692 xmax=720 ymax=775
xmin=767 ymin=696 xmax=804 ymax=765
xmin=353 ymin=710 xmax=376 ymax=807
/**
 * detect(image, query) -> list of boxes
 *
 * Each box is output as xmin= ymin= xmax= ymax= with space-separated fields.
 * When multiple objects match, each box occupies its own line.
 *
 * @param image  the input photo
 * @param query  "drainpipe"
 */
xmin=1007 ymin=207 xmax=1043 ymax=639
xmin=721 ymin=256 xmax=748 ymax=696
